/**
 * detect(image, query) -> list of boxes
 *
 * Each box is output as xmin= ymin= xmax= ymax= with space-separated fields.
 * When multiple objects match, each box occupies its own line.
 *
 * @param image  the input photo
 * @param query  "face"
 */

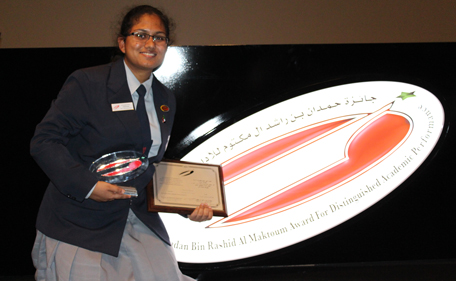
xmin=118 ymin=13 xmax=168 ymax=82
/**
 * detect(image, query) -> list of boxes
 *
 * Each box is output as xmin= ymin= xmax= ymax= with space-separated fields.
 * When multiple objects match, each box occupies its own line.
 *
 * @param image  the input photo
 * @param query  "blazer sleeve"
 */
xmin=30 ymin=70 xmax=99 ymax=202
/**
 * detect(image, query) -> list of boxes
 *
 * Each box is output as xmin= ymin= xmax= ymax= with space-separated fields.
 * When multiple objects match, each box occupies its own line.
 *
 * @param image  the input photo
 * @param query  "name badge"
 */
xmin=111 ymin=102 xmax=134 ymax=112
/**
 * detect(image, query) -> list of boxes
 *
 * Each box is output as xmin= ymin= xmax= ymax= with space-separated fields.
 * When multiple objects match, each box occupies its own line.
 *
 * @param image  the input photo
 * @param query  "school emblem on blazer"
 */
xmin=160 ymin=105 xmax=170 ymax=112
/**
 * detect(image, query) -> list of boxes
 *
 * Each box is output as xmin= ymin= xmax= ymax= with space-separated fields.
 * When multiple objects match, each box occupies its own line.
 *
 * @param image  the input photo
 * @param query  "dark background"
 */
xmin=1 ymin=43 xmax=455 ymax=277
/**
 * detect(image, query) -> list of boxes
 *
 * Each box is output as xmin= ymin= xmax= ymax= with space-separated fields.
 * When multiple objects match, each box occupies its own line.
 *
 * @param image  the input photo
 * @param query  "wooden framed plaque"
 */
xmin=147 ymin=159 xmax=228 ymax=217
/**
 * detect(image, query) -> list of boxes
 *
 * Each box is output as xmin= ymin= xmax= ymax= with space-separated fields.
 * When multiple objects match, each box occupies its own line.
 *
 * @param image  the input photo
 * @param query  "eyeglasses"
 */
xmin=127 ymin=32 xmax=169 ymax=45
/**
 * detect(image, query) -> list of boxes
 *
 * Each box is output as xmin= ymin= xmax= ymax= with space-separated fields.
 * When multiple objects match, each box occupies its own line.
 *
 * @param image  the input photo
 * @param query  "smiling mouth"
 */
xmin=141 ymin=52 xmax=157 ymax=57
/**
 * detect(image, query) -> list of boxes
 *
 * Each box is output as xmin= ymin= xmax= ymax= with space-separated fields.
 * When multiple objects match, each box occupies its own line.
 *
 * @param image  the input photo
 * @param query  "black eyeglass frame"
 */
xmin=126 ymin=32 xmax=169 ymax=45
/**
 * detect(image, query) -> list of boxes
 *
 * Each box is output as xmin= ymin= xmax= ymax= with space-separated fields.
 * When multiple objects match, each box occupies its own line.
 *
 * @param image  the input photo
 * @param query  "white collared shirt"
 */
xmin=123 ymin=60 xmax=162 ymax=158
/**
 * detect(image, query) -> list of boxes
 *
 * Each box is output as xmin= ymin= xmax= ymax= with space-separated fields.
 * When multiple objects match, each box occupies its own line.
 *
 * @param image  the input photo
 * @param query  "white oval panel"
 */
xmin=161 ymin=81 xmax=445 ymax=264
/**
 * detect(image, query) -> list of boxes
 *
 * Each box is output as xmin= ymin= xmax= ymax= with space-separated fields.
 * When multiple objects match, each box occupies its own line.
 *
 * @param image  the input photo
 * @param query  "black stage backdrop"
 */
xmin=1 ymin=43 xmax=455 ymax=276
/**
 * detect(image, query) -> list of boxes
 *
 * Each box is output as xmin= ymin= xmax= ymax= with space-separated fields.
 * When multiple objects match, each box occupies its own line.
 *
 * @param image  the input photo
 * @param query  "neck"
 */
xmin=124 ymin=60 xmax=152 ymax=83
xmin=135 ymin=73 xmax=151 ymax=83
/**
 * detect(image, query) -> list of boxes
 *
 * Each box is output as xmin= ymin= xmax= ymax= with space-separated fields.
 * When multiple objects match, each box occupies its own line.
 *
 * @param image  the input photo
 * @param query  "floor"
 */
xmin=1 ymin=260 xmax=454 ymax=281
xmin=196 ymin=260 xmax=456 ymax=281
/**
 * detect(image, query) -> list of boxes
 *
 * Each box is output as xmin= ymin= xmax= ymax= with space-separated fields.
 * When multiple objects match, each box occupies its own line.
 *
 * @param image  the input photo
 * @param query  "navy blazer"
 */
xmin=31 ymin=58 xmax=176 ymax=256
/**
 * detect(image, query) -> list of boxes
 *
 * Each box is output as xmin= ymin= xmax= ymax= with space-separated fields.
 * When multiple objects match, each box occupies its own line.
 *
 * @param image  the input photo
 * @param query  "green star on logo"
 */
xmin=397 ymin=91 xmax=416 ymax=100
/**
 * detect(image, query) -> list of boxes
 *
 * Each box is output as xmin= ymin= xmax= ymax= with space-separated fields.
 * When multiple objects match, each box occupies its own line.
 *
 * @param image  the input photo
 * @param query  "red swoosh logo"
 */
xmin=209 ymin=103 xmax=412 ymax=227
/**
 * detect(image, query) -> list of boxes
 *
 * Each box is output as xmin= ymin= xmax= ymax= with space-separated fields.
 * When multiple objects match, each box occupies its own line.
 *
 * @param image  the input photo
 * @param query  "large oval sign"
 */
xmin=161 ymin=81 xmax=445 ymax=264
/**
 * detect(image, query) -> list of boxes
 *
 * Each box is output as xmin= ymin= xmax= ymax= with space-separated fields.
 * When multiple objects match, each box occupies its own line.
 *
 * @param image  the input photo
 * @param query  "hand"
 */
xmin=89 ymin=181 xmax=131 ymax=202
xmin=188 ymin=203 xmax=213 ymax=222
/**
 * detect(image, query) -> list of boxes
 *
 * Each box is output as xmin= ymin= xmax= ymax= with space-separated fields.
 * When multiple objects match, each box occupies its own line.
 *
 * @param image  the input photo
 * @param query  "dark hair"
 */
xmin=118 ymin=5 xmax=174 ymax=44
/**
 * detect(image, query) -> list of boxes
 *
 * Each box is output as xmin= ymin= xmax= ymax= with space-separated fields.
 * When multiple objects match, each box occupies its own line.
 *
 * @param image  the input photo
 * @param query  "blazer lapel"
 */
xmin=152 ymin=77 xmax=174 ymax=161
xmin=107 ymin=59 xmax=143 ymax=150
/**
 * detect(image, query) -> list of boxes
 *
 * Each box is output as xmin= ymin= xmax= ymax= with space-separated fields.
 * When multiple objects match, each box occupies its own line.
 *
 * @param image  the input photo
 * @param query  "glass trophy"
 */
xmin=89 ymin=150 xmax=149 ymax=196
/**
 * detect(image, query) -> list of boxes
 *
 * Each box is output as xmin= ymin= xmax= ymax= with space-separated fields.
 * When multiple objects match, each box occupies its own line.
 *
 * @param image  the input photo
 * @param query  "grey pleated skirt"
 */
xmin=32 ymin=210 xmax=194 ymax=281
